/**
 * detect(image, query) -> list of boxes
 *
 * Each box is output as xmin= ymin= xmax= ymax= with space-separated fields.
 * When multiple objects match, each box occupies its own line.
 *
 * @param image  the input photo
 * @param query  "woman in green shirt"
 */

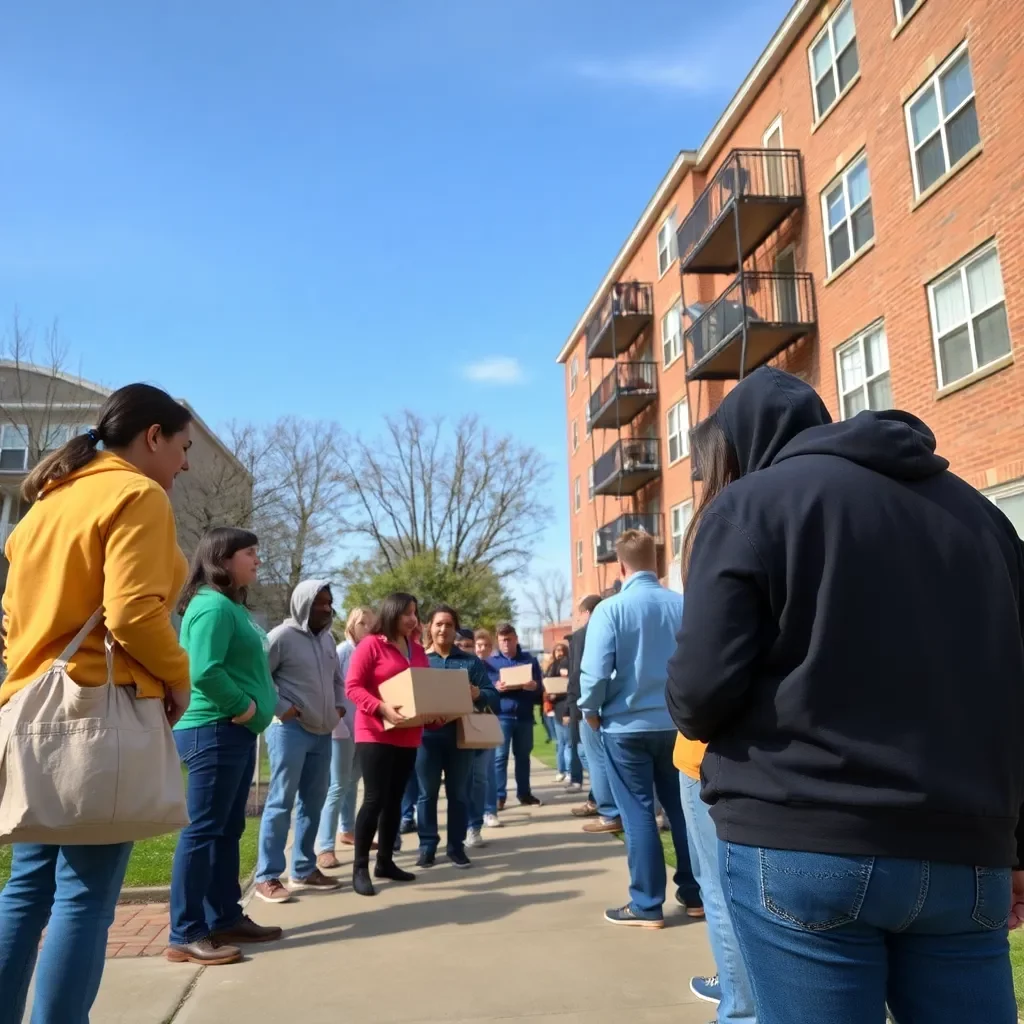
xmin=165 ymin=528 xmax=279 ymax=967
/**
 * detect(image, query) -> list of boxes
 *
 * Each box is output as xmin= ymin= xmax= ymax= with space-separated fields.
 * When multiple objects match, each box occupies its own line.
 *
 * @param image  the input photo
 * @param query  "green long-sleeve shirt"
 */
xmin=174 ymin=586 xmax=277 ymax=734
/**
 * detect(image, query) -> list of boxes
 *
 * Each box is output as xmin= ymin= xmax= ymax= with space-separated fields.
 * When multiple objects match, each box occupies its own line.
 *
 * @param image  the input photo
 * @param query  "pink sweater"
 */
xmin=344 ymin=634 xmax=426 ymax=748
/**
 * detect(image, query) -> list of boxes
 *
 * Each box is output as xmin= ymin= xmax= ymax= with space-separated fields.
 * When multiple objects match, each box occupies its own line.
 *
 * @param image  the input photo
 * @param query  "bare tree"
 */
xmin=337 ymin=412 xmax=552 ymax=579
xmin=525 ymin=568 xmax=571 ymax=625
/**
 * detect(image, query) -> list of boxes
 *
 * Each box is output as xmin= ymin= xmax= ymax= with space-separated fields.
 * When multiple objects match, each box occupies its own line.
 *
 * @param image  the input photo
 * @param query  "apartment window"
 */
xmin=657 ymin=209 xmax=679 ymax=276
xmin=928 ymin=243 xmax=1010 ymax=388
xmin=573 ymin=476 xmax=581 ymax=513
xmin=569 ymin=357 xmax=578 ymax=395
xmin=670 ymin=500 xmax=694 ymax=559
xmin=662 ymin=300 xmax=682 ymax=367
xmin=585 ymin=405 xmax=592 ymax=438
xmin=575 ymin=540 xmax=583 ymax=576
xmin=584 ymin=353 xmax=590 ymax=377
xmin=667 ymin=399 xmax=690 ymax=465
xmin=906 ymin=44 xmax=980 ymax=197
xmin=0 ymin=424 xmax=28 ymax=472
xmin=571 ymin=420 xmax=579 ymax=452
xmin=895 ymin=0 xmax=924 ymax=24
xmin=822 ymin=154 xmax=874 ymax=276
xmin=809 ymin=0 xmax=859 ymax=122
xmin=985 ymin=481 xmax=1024 ymax=540
xmin=836 ymin=323 xmax=892 ymax=419
xmin=593 ymin=530 xmax=600 ymax=565
xmin=588 ymin=464 xmax=594 ymax=501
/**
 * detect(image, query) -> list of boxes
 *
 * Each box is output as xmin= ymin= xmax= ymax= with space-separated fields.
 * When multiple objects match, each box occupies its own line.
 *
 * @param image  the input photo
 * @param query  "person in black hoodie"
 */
xmin=666 ymin=366 xmax=1024 ymax=1024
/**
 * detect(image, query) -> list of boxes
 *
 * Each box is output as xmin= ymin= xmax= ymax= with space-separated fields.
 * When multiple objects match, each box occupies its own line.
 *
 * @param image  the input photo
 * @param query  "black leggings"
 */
xmin=354 ymin=743 xmax=417 ymax=869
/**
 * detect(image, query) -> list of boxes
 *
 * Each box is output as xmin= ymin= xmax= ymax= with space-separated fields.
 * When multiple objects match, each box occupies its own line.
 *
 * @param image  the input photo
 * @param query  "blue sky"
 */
xmin=0 ymin=0 xmax=792 ymax=619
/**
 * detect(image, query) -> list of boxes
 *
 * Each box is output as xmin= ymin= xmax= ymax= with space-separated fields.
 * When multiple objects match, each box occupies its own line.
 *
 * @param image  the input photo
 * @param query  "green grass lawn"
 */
xmin=1010 ymin=930 xmax=1024 ymax=1013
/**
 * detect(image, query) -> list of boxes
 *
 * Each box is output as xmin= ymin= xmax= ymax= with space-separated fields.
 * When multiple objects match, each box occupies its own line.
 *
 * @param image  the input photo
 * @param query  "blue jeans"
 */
xmin=579 ymin=721 xmax=618 ymax=818
xmin=722 ymin=842 xmax=1017 ymax=1024
xmin=468 ymin=748 xmax=493 ymax=828
xmin=315 ymin=735 xmax=360 ymax=852
xmin=680 ymin=775 xmax=756 ymax=1023
xmin=0 ymin=841 xmax=132 ymax=1024
xmin=569 ymin=716 xmax=584 ymax=784
xmin=553 ymin=718 xmax=572 ymax=774
xmin=494 ymin=717 xmax=534 ymax=802
xmin=416 ymin=723 xmax=473 ymax=856
xmin=541 ymin=713 xmax=556 ymax=741
xmin=602 ymin=729 xmax=699 ymax=918
xmin=256 ymin=720 xmax=332 ymax=883
xmin=401 ymin=770 xmax=419 ymax=825
xmin=170 ymin=722 xmax=256 ymax=944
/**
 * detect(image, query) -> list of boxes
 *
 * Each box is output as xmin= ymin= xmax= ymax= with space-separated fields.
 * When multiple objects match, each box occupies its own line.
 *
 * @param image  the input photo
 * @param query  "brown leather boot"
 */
xmin=165 ymin=937 xmax=243 ymax=965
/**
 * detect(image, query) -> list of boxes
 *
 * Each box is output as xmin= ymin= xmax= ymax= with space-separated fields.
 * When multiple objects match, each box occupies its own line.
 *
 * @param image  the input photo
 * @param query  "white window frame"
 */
xmin=904 ymin=43 xmax=979 ymax=199
xmin=571 ymin=419 xmax=579 ymax=453
xmin=927 ymin=241 xmax=1010 ymax=389
xmin=763 ymin=114 xmax=783 ymax=148
xmin=587 ymin=464 xmax=594 ymax=502
xmin=575 ymin=539 xmax=583 ymax=577
xmin=808 ymin=0 xmax=859 ymax=123
xmin=835 ymin=321 xmax=891 ymax=420
xmin=984 ymin=480 xmax=1024 ymax=540
xmin=657 ymin=209 xmax=679 ymax=277
xmin=661 ymin=299 xmax=682 ymax=368
xmin=894 ymin=0 xmax=924 ymax=26
xmin=569 ymin=357 xmax=578 ymax=395
xmin=593 ymin=530 xmax=600 ymax=565
xmin=670 ymin=499 xmax=694 ymax=560
xmin=0 ymin=424 xmax=29 ymax=472
xmin=821 ymin=153 xmax=873 ymax=277
xmin=573 ymin=476 xmax=581 ymax=513
xmin=666 ymin=399 xmax=689 ymax=465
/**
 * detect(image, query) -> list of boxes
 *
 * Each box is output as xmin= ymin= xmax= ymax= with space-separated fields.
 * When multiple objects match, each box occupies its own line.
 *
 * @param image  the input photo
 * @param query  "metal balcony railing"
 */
xmin=595 ymin=513 xmax=663 ymax=564
xmin=676 ymin=149 xmax=805 ymax=273
xmin=593 ymin=438 xmax=661 ymax=497
xmin=685 ymin=271 xmax=816 ymax=381
xmin=588 ymin=361 xmax=658 ymax=430
xmin=585 ymin=282 xmax=654 ymax=360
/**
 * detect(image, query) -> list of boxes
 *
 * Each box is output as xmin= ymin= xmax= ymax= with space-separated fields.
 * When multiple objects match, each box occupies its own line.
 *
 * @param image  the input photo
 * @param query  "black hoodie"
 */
xmin=666 ymin=367 xmax=1024 ymax=868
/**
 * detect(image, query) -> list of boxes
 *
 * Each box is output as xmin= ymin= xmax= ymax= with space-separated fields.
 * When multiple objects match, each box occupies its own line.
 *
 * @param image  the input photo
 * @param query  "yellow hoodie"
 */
xmin=0 ymin=451 xmax=190 ymax=707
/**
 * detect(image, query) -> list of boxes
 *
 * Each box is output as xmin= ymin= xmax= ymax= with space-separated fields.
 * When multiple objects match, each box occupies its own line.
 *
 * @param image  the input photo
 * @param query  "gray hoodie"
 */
xmin=266 ymin=579 xmax=343 ymax=735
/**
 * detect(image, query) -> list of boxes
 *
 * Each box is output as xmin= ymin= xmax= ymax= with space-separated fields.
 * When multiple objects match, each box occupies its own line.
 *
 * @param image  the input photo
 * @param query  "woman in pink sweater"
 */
xmin=344 ymin=591 xmax=426 ymax=896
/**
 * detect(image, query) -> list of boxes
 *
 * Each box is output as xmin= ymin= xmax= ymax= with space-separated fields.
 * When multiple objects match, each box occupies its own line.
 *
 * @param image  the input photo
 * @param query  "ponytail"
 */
xmin=22 ymin=432 xmax=99 ymax=504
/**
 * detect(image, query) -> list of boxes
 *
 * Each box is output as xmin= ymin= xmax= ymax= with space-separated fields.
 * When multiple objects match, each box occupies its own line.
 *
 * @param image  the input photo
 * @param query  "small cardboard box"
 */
xmin=543 ymin=675 xmax=569 ymax=696
xmin=378 ymin=667 xmax=474 ymax=729
xmin=456 ymin=712 xmax=504 ymax=749
xmin=499 ymin=664 xmax=534 ymax=690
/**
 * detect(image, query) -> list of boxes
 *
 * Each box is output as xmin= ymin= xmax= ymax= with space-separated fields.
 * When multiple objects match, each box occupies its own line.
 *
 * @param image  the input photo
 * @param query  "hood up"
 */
xmin=285 ymin=578 xmax=332 ymax=634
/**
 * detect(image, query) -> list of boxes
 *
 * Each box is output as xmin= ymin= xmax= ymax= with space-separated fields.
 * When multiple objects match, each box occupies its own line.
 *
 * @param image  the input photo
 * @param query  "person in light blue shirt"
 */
xmin=580 ymin=529 xmax=701 ymax=929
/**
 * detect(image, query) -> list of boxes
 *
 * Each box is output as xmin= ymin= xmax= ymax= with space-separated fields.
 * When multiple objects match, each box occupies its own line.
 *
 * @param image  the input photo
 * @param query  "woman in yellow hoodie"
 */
xmin=0 ymin=383 xmax=193 ymax=1024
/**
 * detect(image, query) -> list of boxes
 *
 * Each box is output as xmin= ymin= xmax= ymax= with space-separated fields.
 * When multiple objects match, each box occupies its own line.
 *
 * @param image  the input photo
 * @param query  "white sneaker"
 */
xmin=554 ymin=772 xmax=566 ymax=783
xmin=466 ymin=828 xmax=487 ymax=848
xmin=565 ymin=781 xmax=583 ymax=793
xmin=483 ymin=813 xmax=502 ymax=829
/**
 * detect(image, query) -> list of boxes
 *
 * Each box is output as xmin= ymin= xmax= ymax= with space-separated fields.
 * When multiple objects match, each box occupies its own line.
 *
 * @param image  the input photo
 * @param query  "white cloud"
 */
xmin=463 ymin=356 xmax=525 ymax=385
xmin=566 ymin=55 xmax=719 ymax=93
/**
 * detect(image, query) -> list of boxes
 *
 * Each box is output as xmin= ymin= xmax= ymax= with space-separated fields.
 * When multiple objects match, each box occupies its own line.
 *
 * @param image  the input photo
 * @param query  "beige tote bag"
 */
xmin=0 ymin=608 xmax=189 ymax=845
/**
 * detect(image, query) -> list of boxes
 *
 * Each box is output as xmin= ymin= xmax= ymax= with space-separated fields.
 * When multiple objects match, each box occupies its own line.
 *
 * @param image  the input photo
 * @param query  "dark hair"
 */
xmin=495 ymin=622 xmax=517 ymax=637
xmin=456 ymin=627 xmax=474 ymax=641
xmin=579 ymin=594 xmax=602 ymax=615
xmin=377 ymin=591 xmax=418 ymax=643
xmin=23 ymin=383 xmax=192 ymax=503
xmin=177 ymin=527 xmax=259 ymax=614
xmin=428 ymin=604 xmax=461 ymax=632
xmin=681 ymin=415 xmax=740 ymax=586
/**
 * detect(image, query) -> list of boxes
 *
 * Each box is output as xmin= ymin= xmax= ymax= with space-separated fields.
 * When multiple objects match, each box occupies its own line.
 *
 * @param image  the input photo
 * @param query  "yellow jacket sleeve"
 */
xmin=103 ymin=484 xmax=190 ymax=689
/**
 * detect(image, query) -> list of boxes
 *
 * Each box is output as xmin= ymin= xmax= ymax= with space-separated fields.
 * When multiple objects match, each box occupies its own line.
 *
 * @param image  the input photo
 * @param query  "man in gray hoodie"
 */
xmin=255 ymin=580 xmax=345 ymax=903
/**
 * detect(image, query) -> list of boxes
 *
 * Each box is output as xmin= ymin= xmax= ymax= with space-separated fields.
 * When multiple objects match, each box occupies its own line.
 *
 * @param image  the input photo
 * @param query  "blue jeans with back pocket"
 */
xmin=721 ymin=840 xmax=1017 ymax=1024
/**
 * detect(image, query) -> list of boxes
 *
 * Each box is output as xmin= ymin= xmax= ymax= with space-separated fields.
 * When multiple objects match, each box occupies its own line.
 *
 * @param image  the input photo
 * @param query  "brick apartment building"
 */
xmin=557 ymin=0 xmax=1024 ymax=621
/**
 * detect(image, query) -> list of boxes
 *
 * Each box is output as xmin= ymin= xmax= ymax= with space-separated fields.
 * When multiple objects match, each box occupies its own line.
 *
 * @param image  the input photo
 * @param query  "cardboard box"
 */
xmin=456 ymin=712 xmax=504 ymax=749
xmin=543 ymin=675 xmax=569 ymax=696
xmin=378 ymin=667 xmax=474 ymax=729
xmin=499 ymin=664 xmax=534 ymax=690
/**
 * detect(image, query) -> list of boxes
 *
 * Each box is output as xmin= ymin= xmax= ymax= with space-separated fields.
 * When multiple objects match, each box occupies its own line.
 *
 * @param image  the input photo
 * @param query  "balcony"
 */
xmin=593 ymin=438 xmax=660 ymax=497
xmin=677 ymin=149 xmax=805 ymax=274
xmin=595 ymin=513 xmax=663 ymax=564
xmin=588 ymin=361 xmax=658 ymax=430
xmin=585 ymin=282 xmax=654 ymax=360
xmin=685 ymin=271 xmax=816 ymax=381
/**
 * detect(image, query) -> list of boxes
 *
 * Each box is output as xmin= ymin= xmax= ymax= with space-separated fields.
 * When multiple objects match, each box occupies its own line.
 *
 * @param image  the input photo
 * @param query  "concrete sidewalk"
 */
xmin=80 ymin=761 xmax=717 ymax=1023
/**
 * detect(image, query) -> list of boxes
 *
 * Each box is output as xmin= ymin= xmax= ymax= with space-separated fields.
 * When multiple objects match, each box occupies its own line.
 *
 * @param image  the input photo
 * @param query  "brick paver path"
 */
xmin=104 ymin=903 xmax=169 ymax=958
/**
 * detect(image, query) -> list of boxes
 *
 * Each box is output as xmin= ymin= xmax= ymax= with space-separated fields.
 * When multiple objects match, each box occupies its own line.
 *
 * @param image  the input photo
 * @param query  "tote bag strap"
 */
xmin=52 ymin=607 xmax=105 ymax=672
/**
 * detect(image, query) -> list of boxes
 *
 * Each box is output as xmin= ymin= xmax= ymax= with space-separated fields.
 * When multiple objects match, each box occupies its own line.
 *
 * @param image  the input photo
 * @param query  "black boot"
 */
xmin=352 ymin=865 xmax=376 ymax=897
xmin=374 ymin=860 xmax=416 ymax=883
